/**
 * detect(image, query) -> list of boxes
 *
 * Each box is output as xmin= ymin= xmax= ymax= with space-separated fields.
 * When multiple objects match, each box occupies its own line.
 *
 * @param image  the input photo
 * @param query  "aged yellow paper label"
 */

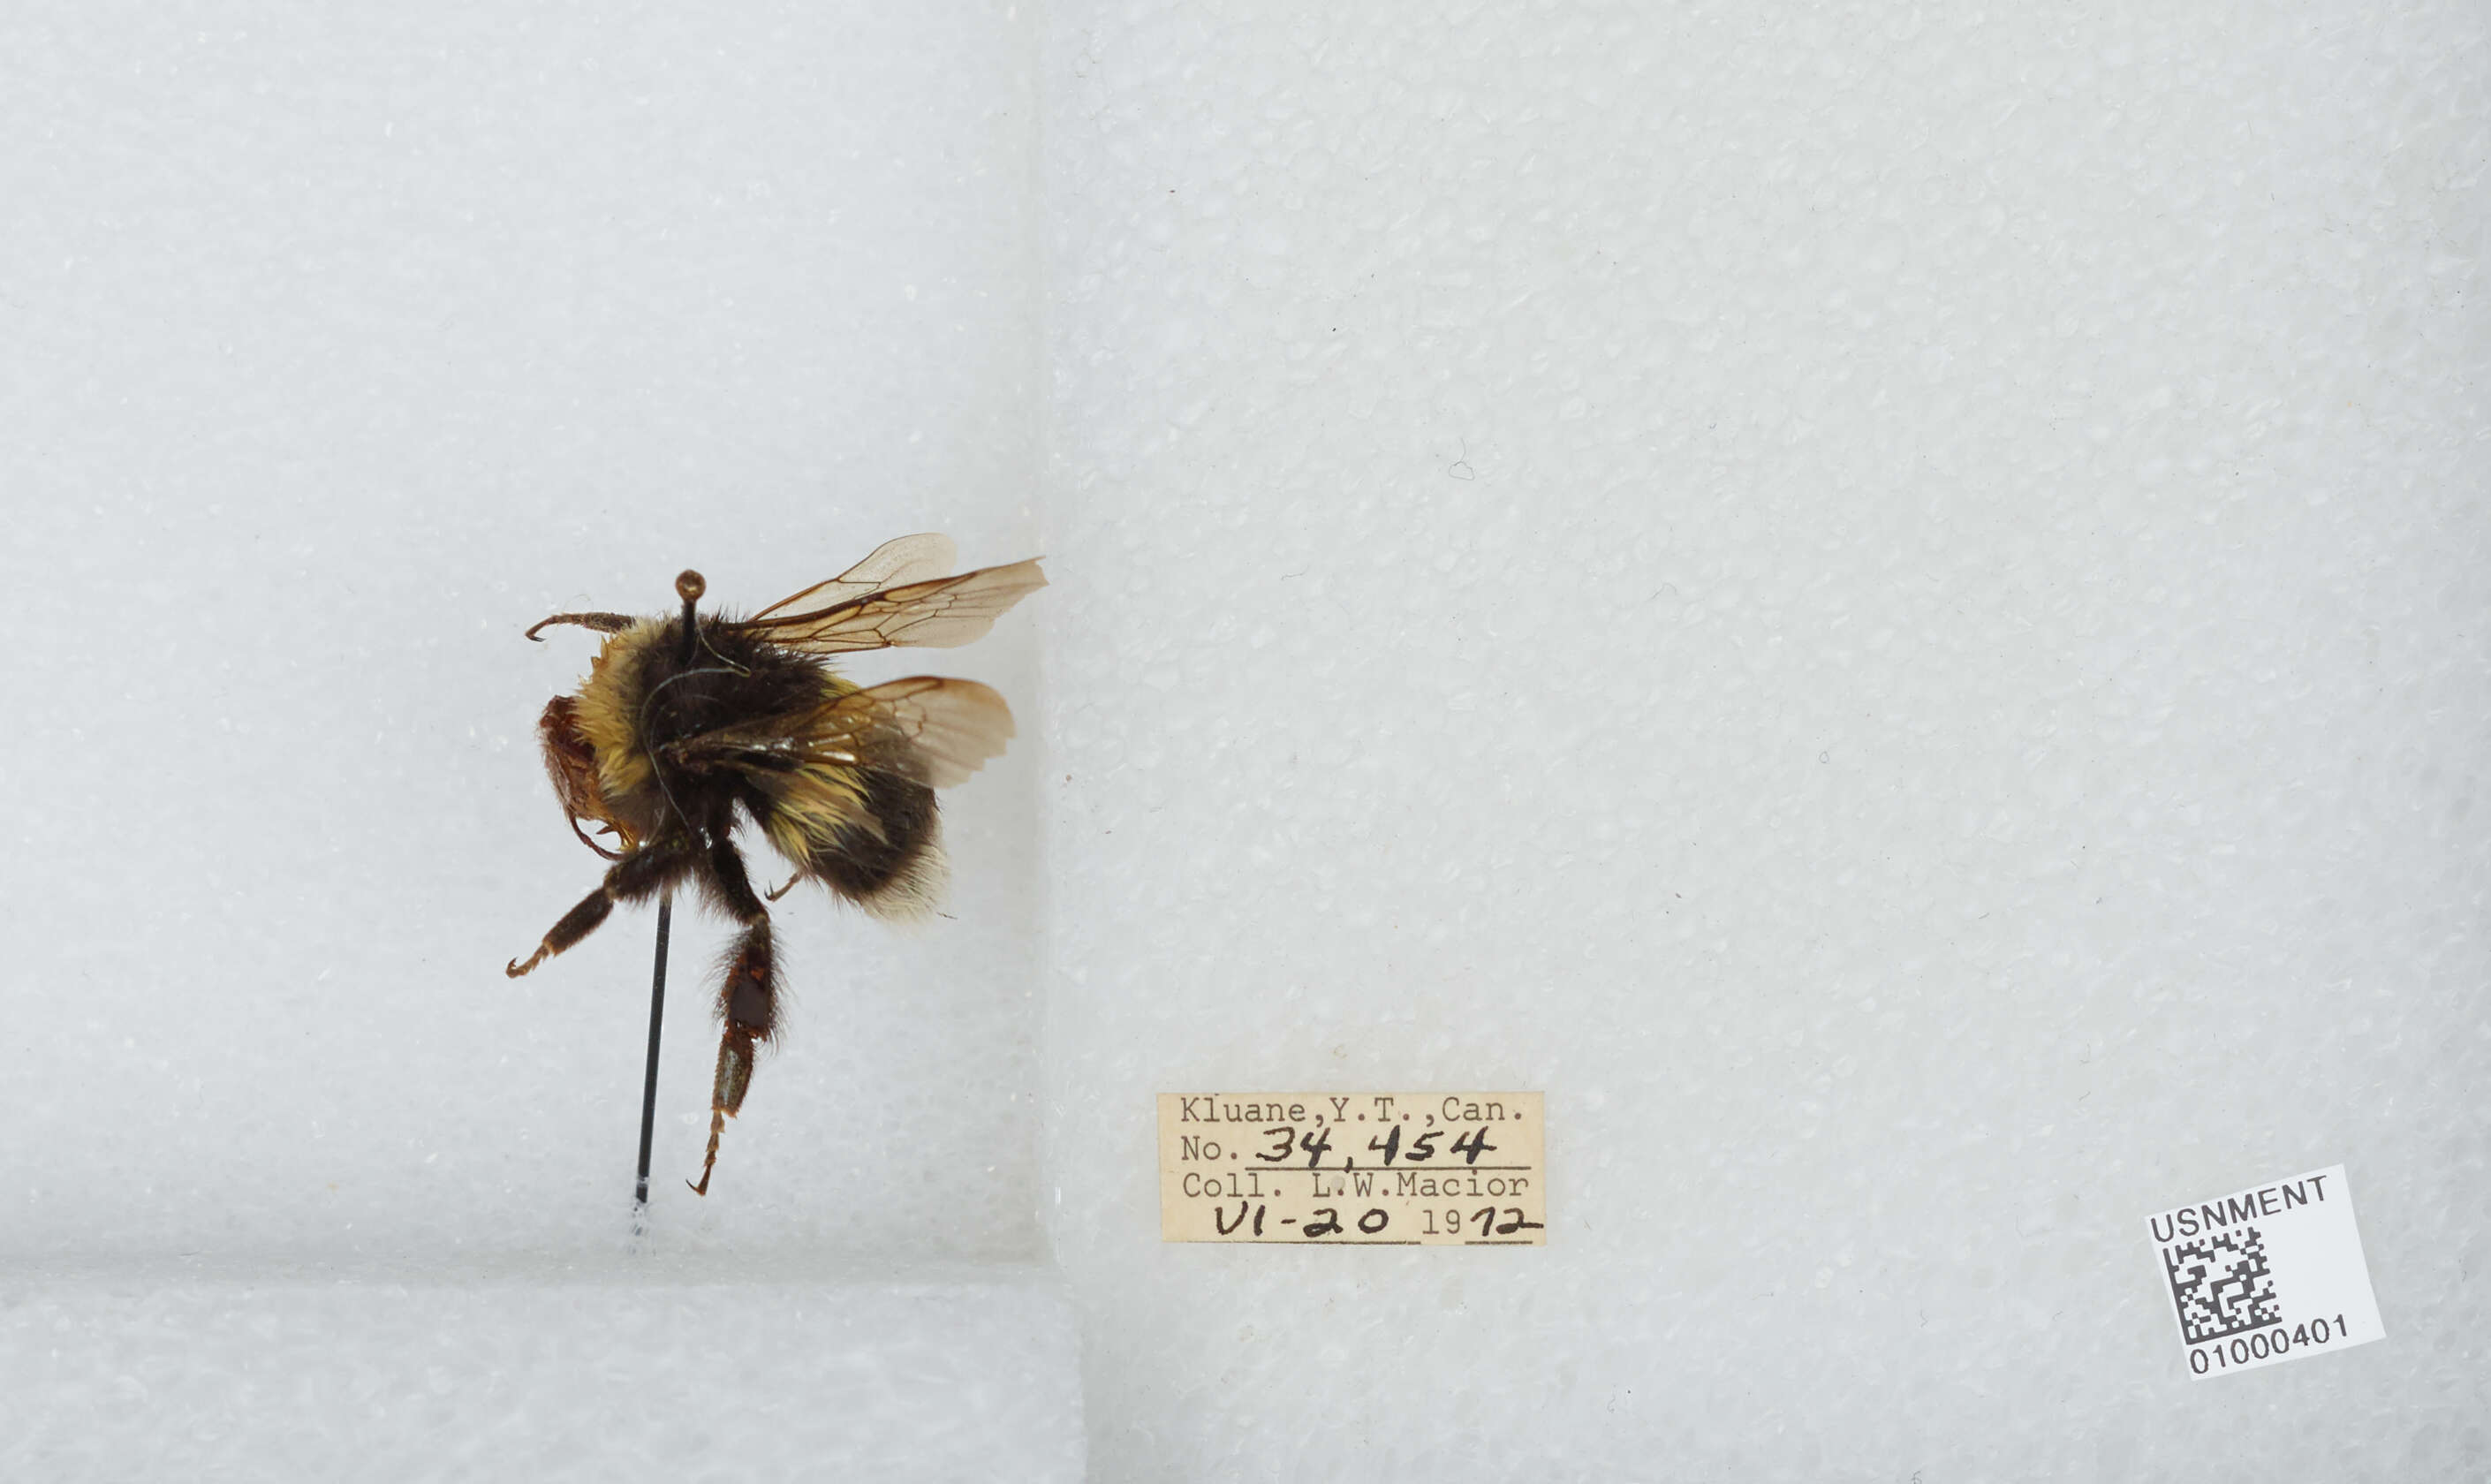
xmin=1158 ymin=1092 xmax=1546 ymax=1246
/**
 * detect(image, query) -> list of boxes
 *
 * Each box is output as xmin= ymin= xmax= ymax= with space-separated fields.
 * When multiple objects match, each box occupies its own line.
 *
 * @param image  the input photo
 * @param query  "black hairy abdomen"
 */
xmin=808 ymin=767 xmax=936 ymax=901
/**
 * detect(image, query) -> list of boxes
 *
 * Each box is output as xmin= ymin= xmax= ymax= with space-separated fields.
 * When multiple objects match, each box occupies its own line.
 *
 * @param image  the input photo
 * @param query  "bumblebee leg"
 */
xmin=523 ymin=611 xmax=635 ymax=641
xmin=564 ymin=811 xmax=625 ymax=861
xmin=506 ymin=843 xmax=687 ymax=978
xmin=690 ymin=836 xmax=777 ymax=1196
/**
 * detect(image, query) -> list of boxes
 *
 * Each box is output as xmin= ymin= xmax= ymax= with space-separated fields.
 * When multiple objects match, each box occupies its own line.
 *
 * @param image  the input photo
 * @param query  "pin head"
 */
xmin=675 ymin=570 xmax=707 ymax=603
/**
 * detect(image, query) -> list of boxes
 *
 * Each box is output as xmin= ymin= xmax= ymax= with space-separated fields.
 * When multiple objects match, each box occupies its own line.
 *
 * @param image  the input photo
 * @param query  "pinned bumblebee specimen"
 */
xmin=510 ymin=534 xmax=1044 ymax=1195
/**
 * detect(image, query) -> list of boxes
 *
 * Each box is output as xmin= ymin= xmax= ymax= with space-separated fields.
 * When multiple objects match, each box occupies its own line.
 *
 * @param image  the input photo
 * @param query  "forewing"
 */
xmin=817 ymin=676 xmax=1016 ymax=788
xmin=741 ymin=557 xmax=1046 ymax=655
xmin=659 ymin=677 xmax=1013 ymax=790
xmin=748 ymin=533 xmax=960 ymax=622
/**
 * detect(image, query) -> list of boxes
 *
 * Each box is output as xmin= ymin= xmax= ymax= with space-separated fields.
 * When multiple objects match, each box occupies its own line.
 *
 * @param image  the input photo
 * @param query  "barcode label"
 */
xmin=2146 ymin=1164 xmax=2384 ymax=1378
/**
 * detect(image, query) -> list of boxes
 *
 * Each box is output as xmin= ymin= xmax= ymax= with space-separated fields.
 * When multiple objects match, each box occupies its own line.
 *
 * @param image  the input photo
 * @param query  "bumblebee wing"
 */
xmin=737 ymin=557 xmax=1046 ymax=655
xmin=748 ymin=534 xmax=960 ymax=622
xmin=813 ymin=676 xmax=1017 ymax=787
xmin=666 ymin=677 xmax=1015 ymax=790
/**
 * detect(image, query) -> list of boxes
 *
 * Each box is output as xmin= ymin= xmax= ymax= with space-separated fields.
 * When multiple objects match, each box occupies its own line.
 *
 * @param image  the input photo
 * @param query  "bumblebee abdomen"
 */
xmin=816 ymin=769 xmax=942 ymax=909
xmin=755 ymin=753 xmax=945 ymax=920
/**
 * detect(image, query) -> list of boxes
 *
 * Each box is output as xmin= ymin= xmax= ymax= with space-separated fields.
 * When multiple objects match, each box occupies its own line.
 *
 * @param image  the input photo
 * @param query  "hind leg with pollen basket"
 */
xmin=690 ymin=833 xmax=780 ymax=1196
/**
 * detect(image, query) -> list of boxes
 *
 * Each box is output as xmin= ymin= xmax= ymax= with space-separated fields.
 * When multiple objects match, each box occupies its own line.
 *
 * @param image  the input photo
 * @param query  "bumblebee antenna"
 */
xmin=632 ymin=570 xmax=707 ymax=1227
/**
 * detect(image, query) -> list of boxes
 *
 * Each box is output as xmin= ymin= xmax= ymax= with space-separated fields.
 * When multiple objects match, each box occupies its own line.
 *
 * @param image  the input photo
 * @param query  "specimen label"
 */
xmin=1158 ymin=1092 xmax=1546 ymax=1246
xmin=2146 ymin=1163 xmax=2384 ymax=1379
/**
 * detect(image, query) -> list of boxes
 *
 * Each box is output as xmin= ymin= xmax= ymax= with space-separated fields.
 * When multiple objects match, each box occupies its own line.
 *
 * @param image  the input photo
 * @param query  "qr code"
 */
xmin=2162 ymin=1226 xmax=2282 ymax=1344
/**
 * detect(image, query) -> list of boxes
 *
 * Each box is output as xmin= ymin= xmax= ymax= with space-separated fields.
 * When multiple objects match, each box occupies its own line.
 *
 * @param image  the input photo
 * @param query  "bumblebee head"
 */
xmin=537 ymin=693 xmax=624 ymax=858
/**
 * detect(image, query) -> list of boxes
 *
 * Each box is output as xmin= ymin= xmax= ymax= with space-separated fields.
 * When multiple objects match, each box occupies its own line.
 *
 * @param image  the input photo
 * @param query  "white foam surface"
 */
xmin=0 ymin=3 xmax=1045 ymax=1264
xmin=5 ymin=1 xmax=2487 ymax=1479
xmin=3 ymin=6 xmax=1060 ymax=1473
xmin=3 ymin=1261 xmax=1082 ymax=1483
xmin=1036 ymin=2 xmax=2487 ymax=1478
